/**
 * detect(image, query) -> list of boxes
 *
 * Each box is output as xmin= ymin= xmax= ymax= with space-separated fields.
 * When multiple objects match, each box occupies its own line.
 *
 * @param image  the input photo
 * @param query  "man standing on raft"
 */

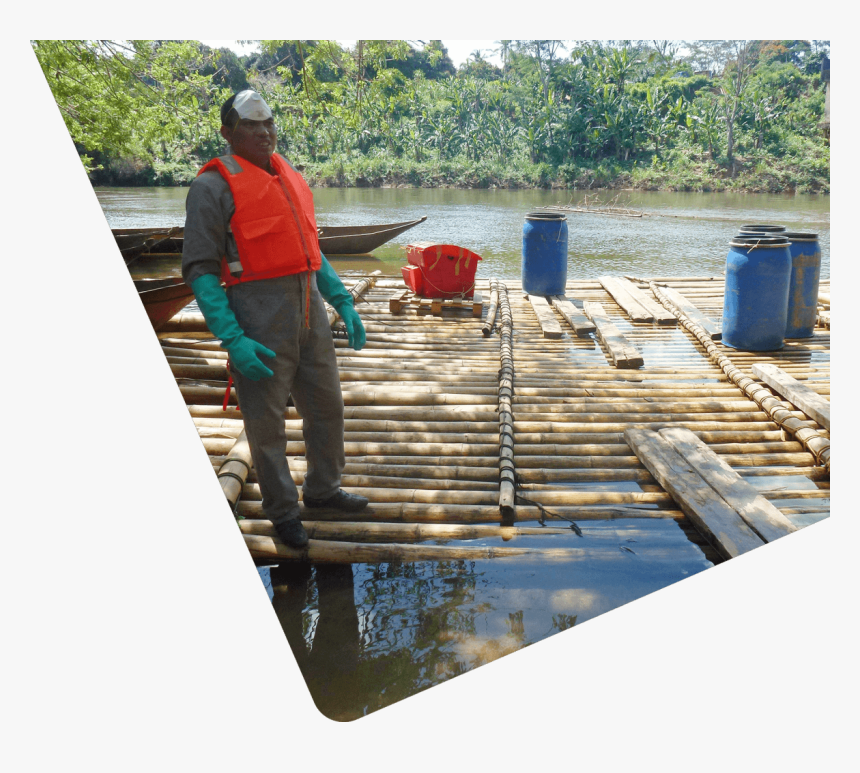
xmin=183 ymin=89 xmax=369 ymax=548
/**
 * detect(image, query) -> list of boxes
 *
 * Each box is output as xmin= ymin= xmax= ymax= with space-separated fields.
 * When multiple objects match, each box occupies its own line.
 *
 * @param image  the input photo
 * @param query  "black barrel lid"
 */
xmin=526 ymin=210 xmax=567 ymax=220
xmin=782 ymin=232 xmax=819 ymax=241
xmin=730 ymin=235 xmax=790 ymax=247
xmin=739 ymin=224 xmax=787 ymax=232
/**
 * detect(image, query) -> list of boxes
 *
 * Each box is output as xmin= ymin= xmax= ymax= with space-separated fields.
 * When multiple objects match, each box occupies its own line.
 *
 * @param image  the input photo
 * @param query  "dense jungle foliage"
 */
xmin=32 ymin=39 xmax=830 ymax=193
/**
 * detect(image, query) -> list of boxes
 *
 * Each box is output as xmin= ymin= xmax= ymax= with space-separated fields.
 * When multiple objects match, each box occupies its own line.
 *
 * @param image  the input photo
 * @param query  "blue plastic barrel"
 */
xmin=522 ymin=212 xmax=568 ymax=296
xmin=783 ymin=232 xmax=821 ymax=338
xmin=721 ymin=236 xmax=792 ymax=351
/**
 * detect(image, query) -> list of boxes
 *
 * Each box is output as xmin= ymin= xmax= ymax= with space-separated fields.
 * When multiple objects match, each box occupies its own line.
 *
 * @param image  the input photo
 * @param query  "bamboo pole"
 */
xmin=239 ymin=519 xmax=572 ymax=542
xmin=326 ymin=270 xmax=381 ymax=327
xmin=200 ymin=437 xmax=814 ymax=463
xmin=193 ymin=417 xmax=791 ymax=446
xmin=217 ymin=431 xmax=252 ymax=512
xmin=187 ymin=404 xmax=811 ymax=433
xmin=243 ymin=535 xmax=681 ymax=563
xmin=234 ymin=484 xmax=677 ymax=508
xmin=481 ymin=278 xmax=500 ymax=336
xmin=235 ymin=497 xmax=812 ymax=523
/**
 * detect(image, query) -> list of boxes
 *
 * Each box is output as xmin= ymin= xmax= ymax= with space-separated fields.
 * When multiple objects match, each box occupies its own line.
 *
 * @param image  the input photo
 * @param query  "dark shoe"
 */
xmin=274 ymin=516 xmax=309 ymax=548
xmin=303 ymin=489 xmax=369 ymax=512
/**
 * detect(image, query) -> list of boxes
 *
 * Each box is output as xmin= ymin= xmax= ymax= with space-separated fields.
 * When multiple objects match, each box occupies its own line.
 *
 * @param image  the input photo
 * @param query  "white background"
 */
xmin=5 ymin=16 xmax=850 ymax=772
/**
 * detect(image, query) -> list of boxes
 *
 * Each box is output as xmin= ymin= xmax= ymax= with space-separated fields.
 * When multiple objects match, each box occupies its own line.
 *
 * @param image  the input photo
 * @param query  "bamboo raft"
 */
xmin=156 ymin=271 xmax=831 ymax=567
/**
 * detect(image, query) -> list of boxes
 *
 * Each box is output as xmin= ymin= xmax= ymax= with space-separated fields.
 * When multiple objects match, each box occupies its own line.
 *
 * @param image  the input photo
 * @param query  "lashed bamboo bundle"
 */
xmin=650 ymin=282 xmax=830 ymax=473
xmin=498 ymin=283 xmax=516 ymax=515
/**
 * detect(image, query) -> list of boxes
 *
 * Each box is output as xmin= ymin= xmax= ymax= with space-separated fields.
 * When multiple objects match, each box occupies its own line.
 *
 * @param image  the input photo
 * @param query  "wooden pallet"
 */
xmin=389 ymin=290 xmax=483 ymax=317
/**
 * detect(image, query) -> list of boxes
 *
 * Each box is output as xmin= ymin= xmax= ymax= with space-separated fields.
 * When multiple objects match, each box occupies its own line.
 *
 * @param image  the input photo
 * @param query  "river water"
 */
xmin=98 ymin=187 xmax=830 ymax=282
xmin=99 ymin=186 xmax=829 ymax=720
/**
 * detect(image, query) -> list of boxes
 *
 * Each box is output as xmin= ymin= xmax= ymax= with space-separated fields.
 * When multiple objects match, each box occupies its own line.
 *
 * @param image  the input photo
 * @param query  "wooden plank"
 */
xmin=657 ymin=285 xmax=722 ymax=340
xmin=582 ymin=301 xmax=644 ymax=369
xmin=599 ymin=276 xmax=653 ymax=322
xmin=550 ymin=295 xmax=597 ymax=336
xmin=751 ymin=363 xmax=830 ymax=430
xmin=657 ymin=427 xmax=797 ymax=542
xmin=527 ymin=294 xmax=563 ymax=339
xmin=624 ymin=428 xmax=766 ymax=560
xmin=613 ymin=276 xmax=677 ymax=325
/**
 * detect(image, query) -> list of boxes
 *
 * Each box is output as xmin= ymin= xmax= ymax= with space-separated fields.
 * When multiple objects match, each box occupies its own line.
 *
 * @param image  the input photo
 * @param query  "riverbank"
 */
xmin=302 ymin=141 xmax=829 ymax=195
xmin=93 ymin=139 xmax=829 ymax=195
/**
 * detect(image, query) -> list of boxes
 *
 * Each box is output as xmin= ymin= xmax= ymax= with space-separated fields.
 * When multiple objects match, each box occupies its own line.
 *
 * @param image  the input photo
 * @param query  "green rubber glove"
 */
xmin=190 ymin=273 xmax=275 ymax=381
xmin=316 ymin=253 xmax=366 ymax=351
xmin=340 ymin=305 xmax=367 ymax=351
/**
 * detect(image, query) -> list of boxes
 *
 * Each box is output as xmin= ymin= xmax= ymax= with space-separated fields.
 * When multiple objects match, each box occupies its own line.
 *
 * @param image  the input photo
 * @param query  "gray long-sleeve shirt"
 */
xmin=181 ymin=171 xmax=239 ymax=287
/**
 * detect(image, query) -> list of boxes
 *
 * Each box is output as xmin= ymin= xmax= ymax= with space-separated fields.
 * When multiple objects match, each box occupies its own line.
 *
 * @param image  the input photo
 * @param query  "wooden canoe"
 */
xmin=114 ymin=226 xmax=184 ymax=264
xmin=118 ymin=217 xmax=427 ymax=262
xmin=318 ymin=216 xmax=427 ymax=255
xmin=133 ymin=276 xmax=196 ymax=331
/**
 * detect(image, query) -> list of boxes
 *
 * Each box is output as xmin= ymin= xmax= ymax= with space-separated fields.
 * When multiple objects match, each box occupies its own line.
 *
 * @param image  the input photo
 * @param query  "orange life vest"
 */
xmin=198 ymin=153 xmax=322 ymax=287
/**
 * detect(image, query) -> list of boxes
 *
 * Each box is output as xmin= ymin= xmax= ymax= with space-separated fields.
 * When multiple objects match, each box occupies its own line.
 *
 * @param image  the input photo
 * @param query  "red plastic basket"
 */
xmin=402 ymin=242 xmax=482 ymax=299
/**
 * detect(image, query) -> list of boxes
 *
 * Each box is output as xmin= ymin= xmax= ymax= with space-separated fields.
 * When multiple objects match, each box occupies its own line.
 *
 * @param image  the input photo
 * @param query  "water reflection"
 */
xmin=264 ymin=519 xmax=714 ymax=721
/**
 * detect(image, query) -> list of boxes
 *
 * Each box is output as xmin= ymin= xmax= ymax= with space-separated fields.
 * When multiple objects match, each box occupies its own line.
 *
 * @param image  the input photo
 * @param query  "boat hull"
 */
xmin=133 ymin=277 xmax=196 ymax=331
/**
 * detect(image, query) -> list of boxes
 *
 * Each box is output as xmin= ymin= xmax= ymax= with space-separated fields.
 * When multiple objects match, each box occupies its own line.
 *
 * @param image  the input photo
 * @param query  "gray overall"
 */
xmin=227 ymin=273 xmax=345 ymax=527
xmin=182 ymin=169 xmax=345 ymax=528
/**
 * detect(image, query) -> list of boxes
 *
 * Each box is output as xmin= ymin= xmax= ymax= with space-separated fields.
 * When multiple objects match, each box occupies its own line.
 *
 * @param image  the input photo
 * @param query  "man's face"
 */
xmin=221 ymin=117 xmax=277 ymax=169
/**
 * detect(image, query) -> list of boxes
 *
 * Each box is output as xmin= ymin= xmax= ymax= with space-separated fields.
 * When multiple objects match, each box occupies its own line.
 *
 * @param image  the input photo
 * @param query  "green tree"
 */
xmin=32 ymin=39 xmax=223 ymax=173
xmin=715 ymin=40 xmax=754 ymax=172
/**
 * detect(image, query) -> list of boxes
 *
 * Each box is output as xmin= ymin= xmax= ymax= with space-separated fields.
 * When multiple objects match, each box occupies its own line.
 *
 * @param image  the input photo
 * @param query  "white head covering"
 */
xmin=232 ymin=90 xmax=273 ymax=121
